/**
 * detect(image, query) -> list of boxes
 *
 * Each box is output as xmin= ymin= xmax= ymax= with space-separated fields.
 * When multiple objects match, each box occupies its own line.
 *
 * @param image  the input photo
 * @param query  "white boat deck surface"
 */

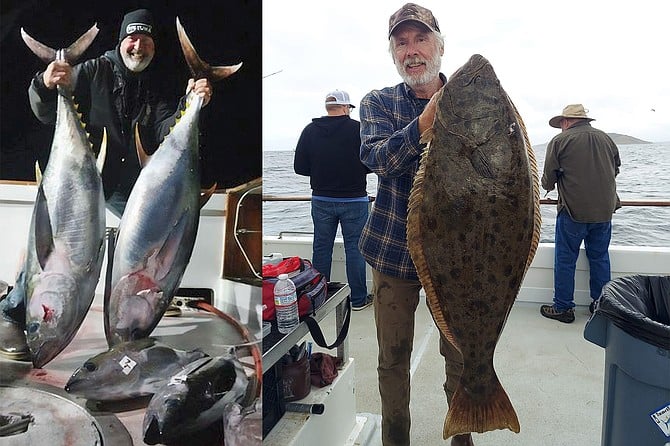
xmin=263 ymin=235 xmax=669 ymax=445
xmin=0 ymin=281 xmax=260 ymax=446
xmin=312 ymin=297 xmax=605 ymax=446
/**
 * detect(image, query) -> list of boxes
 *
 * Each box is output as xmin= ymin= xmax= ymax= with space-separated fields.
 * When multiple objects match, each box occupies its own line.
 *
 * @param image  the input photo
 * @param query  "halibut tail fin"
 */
xmin=443 ymin=375 xmax=520 ymax=439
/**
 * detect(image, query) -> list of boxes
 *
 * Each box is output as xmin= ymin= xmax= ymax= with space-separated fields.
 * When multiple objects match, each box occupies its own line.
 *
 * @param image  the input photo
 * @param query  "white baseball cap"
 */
xmin=325 ymin=90 xmax=355 ymax=108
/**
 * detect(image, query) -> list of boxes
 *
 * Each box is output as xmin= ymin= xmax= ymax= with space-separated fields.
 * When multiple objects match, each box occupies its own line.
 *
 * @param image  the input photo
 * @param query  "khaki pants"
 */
xmin=372 ymin=269 xmax=463 ymax=446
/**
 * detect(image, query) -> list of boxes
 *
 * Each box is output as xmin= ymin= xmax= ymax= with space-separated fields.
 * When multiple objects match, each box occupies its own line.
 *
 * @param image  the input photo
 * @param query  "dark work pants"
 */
xmin=371 ymin=269 xmax=463 ymax=446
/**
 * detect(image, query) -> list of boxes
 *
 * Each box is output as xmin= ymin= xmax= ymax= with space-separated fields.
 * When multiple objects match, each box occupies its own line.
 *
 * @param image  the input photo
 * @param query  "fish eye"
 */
xmin=27 ymin=322 xmax=40 ymax=334
xmin=83 ymin=361 xmax=97 ymax=372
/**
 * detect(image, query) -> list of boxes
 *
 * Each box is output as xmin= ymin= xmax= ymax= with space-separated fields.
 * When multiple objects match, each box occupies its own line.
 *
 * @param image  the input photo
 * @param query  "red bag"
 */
xmin=262 ymin=256 xmax=302 ymax=278
xmin=262 ymin=257 xmax=328 ymax=321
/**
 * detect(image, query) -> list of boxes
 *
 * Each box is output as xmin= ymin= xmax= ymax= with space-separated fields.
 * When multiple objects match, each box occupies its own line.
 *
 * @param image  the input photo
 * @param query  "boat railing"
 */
xmin=262 ymin=195 xmax=670 ymax=207
xmin=263 ymin=195 xmax=670 ymax=239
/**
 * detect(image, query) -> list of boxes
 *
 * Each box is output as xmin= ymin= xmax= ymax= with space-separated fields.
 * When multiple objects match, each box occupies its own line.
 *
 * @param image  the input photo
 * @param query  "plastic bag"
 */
xmin=594 ymin=275 xmax=670 ymax=349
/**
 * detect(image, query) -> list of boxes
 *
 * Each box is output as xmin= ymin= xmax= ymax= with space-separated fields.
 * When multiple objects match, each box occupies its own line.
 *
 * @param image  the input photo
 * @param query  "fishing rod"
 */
xmin=263 ymin=69 xmax=283 ymax=79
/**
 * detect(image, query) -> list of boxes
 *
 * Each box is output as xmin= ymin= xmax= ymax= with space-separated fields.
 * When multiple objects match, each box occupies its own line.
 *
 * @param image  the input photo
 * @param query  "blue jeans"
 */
xmin=553 ymin=210 xmax=612 ymax=310
xmin=311 ymin=199 xmax=369 ymax=306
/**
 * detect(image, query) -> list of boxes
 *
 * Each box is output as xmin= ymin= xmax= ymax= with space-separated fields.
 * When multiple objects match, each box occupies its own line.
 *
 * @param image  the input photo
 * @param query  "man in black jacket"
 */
xmin=294 ymin=90 xmax=373 ymax=310
xmin=0 ymin=9 xmax=213 ymax=360
xmin=27 ymin=8 xmax=213 ymax=217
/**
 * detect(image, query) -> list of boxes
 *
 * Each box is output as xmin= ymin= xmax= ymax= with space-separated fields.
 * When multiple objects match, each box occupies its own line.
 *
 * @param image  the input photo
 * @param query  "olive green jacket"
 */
xmin=542 ymin=121 xmax=621 ymax=223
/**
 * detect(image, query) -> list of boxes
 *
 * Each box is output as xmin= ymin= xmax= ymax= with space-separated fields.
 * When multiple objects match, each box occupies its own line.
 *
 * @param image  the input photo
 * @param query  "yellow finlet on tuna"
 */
xmin=34 ymin=161 xmax=42 ymax=185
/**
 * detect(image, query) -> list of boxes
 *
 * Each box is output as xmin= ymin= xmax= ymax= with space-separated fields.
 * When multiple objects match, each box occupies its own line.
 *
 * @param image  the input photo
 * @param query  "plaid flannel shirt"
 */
xmin=358 ymin=74 xmax=446 ymax=280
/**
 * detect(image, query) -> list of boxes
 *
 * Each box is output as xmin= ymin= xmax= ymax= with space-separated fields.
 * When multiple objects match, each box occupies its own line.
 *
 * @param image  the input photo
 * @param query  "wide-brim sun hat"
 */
xmin=549 ymin=104 xmax=595 ymax=128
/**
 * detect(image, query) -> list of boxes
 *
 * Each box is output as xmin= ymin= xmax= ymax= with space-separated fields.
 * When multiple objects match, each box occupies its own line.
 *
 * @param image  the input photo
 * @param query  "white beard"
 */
xmin=395 ymin=52 xmax=442 ymax=89
xmin=121 ymin=52 xmax=154 ymax=73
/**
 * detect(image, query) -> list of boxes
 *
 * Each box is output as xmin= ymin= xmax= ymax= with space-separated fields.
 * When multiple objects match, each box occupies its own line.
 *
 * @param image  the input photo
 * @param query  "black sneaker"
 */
xmin=540 ymin=305 xmax=575 ymax=323
xmin=352 ymin=294 xmax=374 ymax=311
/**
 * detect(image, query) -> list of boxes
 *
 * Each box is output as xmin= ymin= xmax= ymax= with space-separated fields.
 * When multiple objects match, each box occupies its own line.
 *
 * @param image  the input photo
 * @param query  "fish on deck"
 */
xmin=65 ymin=337 xmax=208 ymax=401
xmin=406 ymin=53 xmax=541 ymax=439
xmin=142 ymin=352 xmax=251 ymax=445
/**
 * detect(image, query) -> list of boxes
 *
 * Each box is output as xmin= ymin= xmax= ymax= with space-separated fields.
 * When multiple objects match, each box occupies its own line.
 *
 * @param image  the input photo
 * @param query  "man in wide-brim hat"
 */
xmin=548 ymin=103 xmax=596 ymax=129
xmin=540 ymin=103 xmax=622 ymax=324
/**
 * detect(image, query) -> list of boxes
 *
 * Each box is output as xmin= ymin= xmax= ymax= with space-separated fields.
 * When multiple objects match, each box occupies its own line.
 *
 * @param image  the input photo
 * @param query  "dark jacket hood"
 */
xmin=310 ymin=115 xmax=353 ymax=136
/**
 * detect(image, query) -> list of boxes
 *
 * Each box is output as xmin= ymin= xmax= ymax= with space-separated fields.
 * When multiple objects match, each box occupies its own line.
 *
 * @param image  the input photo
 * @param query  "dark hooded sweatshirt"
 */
xmin=293 ymin=115 xmax=370 ymax=198
xmin=28 ymin=47 xmax=184 ymax=201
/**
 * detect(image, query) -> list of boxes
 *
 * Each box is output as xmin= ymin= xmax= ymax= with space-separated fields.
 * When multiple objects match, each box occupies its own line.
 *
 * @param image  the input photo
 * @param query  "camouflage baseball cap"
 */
xmin=388 ymin=3 xmax=440 ymax=38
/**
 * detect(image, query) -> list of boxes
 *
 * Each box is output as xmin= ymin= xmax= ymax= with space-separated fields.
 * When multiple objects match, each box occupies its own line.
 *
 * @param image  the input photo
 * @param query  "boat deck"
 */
xmin=314 ymin=296 xmax=604 ymax=446
xmin=0 ymin=280 xmax=261 ymax=446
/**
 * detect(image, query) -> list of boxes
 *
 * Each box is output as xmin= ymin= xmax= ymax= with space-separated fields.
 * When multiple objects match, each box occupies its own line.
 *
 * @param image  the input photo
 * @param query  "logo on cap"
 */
xmin=126 ymin=23 xmax=152 ymax=35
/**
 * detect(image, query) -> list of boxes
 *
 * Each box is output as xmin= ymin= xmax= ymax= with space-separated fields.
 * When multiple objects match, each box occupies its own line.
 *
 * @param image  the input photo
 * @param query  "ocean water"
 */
xmin=263 ymin=143 xmax=670 ymax=248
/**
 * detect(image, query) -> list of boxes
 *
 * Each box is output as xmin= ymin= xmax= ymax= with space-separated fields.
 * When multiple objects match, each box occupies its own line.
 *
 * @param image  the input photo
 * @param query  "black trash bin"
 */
xmin=584 ymin=275 xmax=670 ymax=446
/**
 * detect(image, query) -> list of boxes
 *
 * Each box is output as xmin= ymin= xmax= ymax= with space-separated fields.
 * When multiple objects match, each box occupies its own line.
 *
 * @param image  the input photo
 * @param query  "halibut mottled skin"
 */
xmin=407 ymin=54 xmax=541 ymax=438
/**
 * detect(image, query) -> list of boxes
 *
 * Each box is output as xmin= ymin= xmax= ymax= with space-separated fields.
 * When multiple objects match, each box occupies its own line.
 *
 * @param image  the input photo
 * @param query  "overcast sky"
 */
xmin=263 ymin=0 xmax=669 ymax=151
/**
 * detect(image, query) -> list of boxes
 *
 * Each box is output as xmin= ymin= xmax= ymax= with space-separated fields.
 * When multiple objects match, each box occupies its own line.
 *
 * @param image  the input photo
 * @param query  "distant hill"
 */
xmin=606 ymin=133 xmax=651 ymax=145
xmin=535 ymin=133 xmax=651 ymax=148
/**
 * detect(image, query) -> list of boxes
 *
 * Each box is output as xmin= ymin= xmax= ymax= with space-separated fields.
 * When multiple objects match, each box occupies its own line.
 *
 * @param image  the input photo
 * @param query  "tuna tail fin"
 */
xmin=21 ymin=23 xmax=98 ymax=65
xmin=175 ymin=17 xmax=242 ymax=83
xmin=442 ymin=376 xmax=520 ymax=439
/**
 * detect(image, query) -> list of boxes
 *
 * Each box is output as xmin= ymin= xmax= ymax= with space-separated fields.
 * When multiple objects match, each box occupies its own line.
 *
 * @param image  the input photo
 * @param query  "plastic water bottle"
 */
xmin=274 ymin=273 xmax=299 ymax=334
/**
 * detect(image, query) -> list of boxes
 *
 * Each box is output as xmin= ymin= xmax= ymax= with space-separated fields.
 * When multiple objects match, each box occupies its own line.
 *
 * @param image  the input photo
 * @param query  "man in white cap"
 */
xmin=358 ymin=3 xmax=473 ymax=445
xmin=540 ymin=104 xmax=621 ymax=323
xmin=294 ymin=90 xmax=373 ymax=311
